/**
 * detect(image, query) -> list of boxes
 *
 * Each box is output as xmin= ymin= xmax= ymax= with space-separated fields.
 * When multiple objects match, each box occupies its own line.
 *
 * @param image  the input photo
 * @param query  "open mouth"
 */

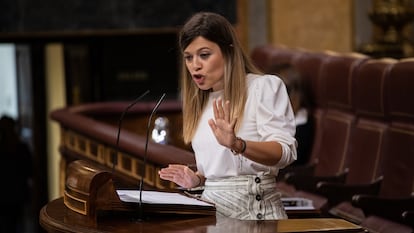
xmin=193 ymin=74 xmax=203 ymax=80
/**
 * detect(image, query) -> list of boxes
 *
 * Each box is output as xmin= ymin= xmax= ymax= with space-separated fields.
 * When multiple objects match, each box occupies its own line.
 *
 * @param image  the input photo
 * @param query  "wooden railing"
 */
xmin=50 ymin=100 xmax=195 ymax=191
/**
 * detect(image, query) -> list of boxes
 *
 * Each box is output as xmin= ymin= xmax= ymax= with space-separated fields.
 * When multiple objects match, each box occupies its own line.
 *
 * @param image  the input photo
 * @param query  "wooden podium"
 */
xmin=63 ymin=159 xmax=124 ymax=220
xmin=63 ymin=160 xmax=215 ymax=221
xmin=40 ymin=197 xmax=366 ymax=233
xmin=39 ymin=160 xmax=366 ymax=232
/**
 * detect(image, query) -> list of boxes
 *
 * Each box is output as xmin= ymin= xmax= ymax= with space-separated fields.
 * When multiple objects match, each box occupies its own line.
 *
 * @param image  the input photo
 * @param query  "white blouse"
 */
xmin=192 ymin=73 xmax=297 ymax=179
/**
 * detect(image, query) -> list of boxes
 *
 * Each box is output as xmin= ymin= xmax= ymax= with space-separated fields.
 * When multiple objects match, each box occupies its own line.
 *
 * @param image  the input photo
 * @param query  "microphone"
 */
xmin=138 ymin=92 xmax=166 ymax=220
xmin=113 ymin=90 xmax=150 ymax=173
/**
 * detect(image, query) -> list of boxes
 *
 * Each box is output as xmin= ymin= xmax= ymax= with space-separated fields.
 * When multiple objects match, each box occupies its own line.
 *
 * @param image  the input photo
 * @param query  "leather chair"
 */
xmin=276 ymin=50 xmax=331 ymax=195
xmin=305 ymin=52 xmax=368 ymax=178
xmin=250 ymin=44 xmax=298 ymax=74
xmin=291 ymin=50 xmax=332 ymax=165
xmin=250 ymin=44 xmax=275 ymax=72
xmin=283 ymin=52 xmax=369 ymax=211
xmin=351 ymin=58 xmax=414 ymax=233
xmin=291 ymin=50 xmax=329 ymax=110
xmin=316 ymin=58 xmax=397 ymax=223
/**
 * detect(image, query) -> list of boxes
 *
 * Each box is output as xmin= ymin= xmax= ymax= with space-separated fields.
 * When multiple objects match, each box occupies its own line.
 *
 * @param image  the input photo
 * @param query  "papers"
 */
xmin=117 ymin=190 xmax=313 ymax=214
xmin=282 ymin=197 xmax=315 ymax=210
xmin=117 ymin=190 xmax=214 ymax=207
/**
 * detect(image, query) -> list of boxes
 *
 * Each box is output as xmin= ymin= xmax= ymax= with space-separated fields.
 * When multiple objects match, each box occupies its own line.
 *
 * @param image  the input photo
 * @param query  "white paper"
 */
xmin=117 ymin=190 xmax=214 ymax=207
xmin=282 ymin=197 xmax=315 ymax=210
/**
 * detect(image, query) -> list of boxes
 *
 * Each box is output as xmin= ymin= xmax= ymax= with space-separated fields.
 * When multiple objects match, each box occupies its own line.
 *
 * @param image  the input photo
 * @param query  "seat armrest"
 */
xmin=352 ymin=194 xmax=414 ymax=225
xmin=317 ymin=176 xmax=382 ymax=207
xmin=278 ymin=163 xmax=316 ymax=182
xmin=402 ymin=210 xmax=414 ymax=228
xmin=284 ymin=169 xmax=347 ymax=194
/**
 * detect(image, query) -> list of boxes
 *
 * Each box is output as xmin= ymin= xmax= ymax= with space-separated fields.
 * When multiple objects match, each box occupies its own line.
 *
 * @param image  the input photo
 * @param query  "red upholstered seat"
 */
xmin=291 ymin=51 xmax=331 ymax=165
xmin=352 ymin=58 xmax=414 ymax=233
xmin=322 ymin=58 xmax=397 ymax=223
xmin=276 ymin=50 xmax=330 ymax=197
xmin=284 ymin=52 xmax=369 ymax=211
xmin=251 ymin=45 xmax=414 ymax=231
xmin=373 ymin=58 xmax=414 ymax=199
xmin=251 ymin=44 xmax=297 ymax=74
xmin=310 ymin=52 xmax=368 ymax=177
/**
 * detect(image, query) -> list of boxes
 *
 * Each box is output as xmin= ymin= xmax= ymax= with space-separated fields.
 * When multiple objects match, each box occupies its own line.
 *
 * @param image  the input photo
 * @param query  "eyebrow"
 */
xmin=184 ymin=47 xmax=211 ymax=54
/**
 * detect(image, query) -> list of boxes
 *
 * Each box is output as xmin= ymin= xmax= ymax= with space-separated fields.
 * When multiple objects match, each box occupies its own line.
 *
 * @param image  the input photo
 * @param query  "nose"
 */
xmin=192 ymin=57 xmax=202 ymax=71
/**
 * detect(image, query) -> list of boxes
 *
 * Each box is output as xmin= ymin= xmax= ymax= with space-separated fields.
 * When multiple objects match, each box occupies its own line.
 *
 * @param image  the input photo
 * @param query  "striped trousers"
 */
xmin=202 ymin=173 xmax=287 ymax=220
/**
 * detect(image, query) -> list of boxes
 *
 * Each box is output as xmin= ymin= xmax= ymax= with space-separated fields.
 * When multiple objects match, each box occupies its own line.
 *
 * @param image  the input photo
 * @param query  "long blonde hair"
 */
xmin=179 ymin=12 xmax=261 ymax=144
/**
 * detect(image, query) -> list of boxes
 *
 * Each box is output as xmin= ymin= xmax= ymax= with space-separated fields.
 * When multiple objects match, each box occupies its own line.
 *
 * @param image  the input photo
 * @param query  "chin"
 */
xmin=197 ymin=85 xmax=211 ymax=91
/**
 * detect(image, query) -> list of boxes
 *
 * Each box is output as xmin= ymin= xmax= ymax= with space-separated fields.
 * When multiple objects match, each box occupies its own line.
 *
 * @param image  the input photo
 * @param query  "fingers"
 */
xmin=158 ymin=164 xmax=196 ymax=188
xmin=209 ymin=98 xmax=238 ymax=148
xmin=224 ymin=100 xmax=230 ymax=122
xmin=159 ymin=164 xmax=185 ymax=175
xmin=212 ymin=99 xmax=219 ymax=119
xmin=213 ymin=98 xmax=230 ymax=121
xmin=217 ymin=98 xmax=225 ymax=119
xmin=159 ymin=164 xmax=184 ymax=181
xmin=212 ymin=98 xmax=224 ymax=120
xmin=208 ymin=119 xmax=217 ymax=131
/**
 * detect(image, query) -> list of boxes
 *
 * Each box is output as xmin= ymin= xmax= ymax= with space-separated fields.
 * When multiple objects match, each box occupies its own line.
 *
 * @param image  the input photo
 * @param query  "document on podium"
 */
xmin=116 ymin=190 xmax=216 ymax=215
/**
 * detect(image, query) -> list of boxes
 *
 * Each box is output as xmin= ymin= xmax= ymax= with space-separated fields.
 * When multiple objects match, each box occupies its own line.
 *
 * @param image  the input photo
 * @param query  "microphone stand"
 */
xmin=138 ymin=93 xmax=166 ymax=220
xmin=113 ymin=90 xmax=150 ymax=173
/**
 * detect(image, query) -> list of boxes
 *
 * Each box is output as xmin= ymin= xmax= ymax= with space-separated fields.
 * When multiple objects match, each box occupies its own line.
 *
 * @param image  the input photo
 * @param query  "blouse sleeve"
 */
xmin=251 ymin=74 xmax=297 ymax=168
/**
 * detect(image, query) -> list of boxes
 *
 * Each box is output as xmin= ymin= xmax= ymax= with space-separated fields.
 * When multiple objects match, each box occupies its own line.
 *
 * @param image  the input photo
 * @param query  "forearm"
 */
xmin=231 ymin=138 xmax=283 ymax=166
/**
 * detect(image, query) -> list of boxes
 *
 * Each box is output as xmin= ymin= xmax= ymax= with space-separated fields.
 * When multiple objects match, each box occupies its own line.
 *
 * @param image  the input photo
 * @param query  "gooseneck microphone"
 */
xmin=113 ymin=90 xmax=150 ymax=173
xmin=138 ymin=92 xmax=167 ymax=220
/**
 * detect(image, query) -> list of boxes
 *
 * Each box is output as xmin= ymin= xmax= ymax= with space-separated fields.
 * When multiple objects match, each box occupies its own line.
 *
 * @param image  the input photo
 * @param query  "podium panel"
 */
xmin=40 ymin=198 xmax=366 ymax=233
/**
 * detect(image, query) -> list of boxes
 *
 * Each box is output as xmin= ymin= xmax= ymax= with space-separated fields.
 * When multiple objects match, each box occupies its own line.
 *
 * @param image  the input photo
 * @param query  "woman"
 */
xmin=159 ymin=12 xmax=297 ymax=220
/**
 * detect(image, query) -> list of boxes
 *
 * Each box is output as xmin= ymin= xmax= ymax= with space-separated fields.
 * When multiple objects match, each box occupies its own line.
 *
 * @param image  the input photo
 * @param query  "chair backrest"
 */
xmin=291 ymin=50 xmax=329 ymax=109
xmin=345 ymin=58 xmax=397 ymax=184
xmin=380 ymin=58 xmax=414 ymax=198
xmin=250 ymin=45 xmax=296 ymax=74
xmin=312 ymin=52 xmax=369 ymax=176
xmin=290 ymin=51 xmax=331 ymax=165
xmin=250 ymin=45 xmax=276 ymax=72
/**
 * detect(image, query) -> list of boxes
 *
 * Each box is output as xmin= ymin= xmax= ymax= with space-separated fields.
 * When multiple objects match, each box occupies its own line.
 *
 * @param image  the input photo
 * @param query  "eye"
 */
xmin=200 ymin=53 xmax=211 ymax=59
xmin=184 ymin=55 xmax=193 ymax=62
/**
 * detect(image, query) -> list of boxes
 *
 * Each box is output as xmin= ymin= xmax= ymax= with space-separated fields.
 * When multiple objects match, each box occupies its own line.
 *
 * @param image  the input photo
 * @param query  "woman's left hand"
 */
xmin=158 ymin=164 xmax=200 ymax=189
xmin=208 ymin=98 xmax=237 ymax=148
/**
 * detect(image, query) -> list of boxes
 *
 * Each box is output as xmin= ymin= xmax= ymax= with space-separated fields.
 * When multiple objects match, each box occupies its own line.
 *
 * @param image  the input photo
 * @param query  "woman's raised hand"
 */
xmin=208 ymin=98 xmax=237 ymax=148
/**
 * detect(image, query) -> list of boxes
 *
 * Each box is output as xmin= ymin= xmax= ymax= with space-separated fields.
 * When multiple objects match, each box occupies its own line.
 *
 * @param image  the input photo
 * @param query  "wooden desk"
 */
xmin=40 ymin=198 xmax=367 ymax=233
